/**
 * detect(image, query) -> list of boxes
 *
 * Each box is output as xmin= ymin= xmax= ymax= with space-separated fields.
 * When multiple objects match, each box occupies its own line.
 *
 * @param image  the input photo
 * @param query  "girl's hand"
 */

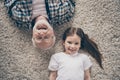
xmin=84 ymin=68 xmax=91 ymax=80
xmin=49 ymin=71 xmax=57 ymax=80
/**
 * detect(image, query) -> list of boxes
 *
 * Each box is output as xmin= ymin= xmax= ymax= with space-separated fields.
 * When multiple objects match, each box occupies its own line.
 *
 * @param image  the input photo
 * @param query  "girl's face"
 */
xmin=63 ymin=34 xmax=81 ymax=54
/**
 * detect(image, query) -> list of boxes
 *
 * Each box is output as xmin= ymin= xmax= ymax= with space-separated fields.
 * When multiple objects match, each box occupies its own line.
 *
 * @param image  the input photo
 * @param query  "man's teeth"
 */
xmin=42 ymin=28 xmax=47 ymax=29
xmin=38 ymin=27 xmax=47 ymax=30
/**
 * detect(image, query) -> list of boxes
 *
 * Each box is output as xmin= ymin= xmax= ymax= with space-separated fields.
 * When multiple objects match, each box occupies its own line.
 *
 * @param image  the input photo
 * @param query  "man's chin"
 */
xmin=34 ymin=19 xmax=50 ymax=29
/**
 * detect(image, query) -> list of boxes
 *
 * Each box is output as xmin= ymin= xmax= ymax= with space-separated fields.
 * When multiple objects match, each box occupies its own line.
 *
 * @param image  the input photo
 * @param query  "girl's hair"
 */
xmin=62 ymin=27 xmax=103 ymax=69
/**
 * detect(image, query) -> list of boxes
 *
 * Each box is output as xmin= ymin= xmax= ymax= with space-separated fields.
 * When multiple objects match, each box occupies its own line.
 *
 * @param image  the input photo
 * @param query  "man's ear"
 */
xmin=32 ymin=38 xmax=37 ymax=47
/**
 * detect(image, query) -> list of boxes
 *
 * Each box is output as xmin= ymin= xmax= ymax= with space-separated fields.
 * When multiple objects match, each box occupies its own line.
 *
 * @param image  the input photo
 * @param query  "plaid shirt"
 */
xmin=4 ymin=0 xmax=75 ymax=29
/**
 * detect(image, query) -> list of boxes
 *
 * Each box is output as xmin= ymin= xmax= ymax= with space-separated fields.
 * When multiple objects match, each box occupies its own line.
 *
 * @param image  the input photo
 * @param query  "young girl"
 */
xmin=48 ymin=27 xmax=103 ymax=80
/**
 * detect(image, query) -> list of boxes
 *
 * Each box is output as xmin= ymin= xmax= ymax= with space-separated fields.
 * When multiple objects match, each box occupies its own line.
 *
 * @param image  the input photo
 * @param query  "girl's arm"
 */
xmin=84 ymin=69 xmax=91 ymax=80
xmin=49 ymin=71 xmax=57 ymax=80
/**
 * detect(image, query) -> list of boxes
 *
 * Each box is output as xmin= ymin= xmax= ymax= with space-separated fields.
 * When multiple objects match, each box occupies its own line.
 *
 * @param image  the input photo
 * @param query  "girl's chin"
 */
xmin=68 ymin=51 xmax=77 ymax=54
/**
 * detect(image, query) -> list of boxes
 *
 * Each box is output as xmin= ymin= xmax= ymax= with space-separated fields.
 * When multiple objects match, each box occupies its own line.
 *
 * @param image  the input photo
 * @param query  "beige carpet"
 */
xmin=0 ymin=0 xmax=120 ymax=80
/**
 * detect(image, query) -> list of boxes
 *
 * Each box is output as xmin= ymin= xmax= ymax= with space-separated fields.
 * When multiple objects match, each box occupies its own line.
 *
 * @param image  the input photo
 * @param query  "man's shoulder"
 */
xmin=5 ymin=0 xmax=33 ymax=29
xmin=4 ymin=0 xmax=32 ymax=7
xmin=46 ymin=0 xmax=76 ymax=25
xmin=4 ymin=0 xmax=16 ymax=7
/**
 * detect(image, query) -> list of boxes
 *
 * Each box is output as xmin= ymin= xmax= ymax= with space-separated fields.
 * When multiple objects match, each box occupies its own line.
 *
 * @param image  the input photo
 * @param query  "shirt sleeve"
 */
xmin=4 ymin=0 xmax=16 ymax=7
xmin=48 ymin=55 xmax=59 ymax=71
xmin=83 ymin=55 xmax=92 ymax=70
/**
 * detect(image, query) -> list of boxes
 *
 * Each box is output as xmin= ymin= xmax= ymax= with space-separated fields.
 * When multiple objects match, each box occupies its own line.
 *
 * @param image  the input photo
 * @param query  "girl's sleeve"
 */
xmin=83 ymin=55 xmax=92 ymax=70
xmin=48 ymin=55 xmax=59 ymax=71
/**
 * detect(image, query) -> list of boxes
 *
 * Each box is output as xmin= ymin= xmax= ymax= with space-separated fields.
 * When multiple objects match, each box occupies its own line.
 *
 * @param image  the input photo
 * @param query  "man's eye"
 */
xmin=37 ymin=37 xmax=42 ymax=40
xmin=44 ymin=36 xmax=49 ymax=39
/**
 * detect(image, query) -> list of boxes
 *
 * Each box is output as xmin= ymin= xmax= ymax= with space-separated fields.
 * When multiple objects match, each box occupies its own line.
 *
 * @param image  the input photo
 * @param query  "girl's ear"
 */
xmin=62 ymin=40 xmax=65 ymax=46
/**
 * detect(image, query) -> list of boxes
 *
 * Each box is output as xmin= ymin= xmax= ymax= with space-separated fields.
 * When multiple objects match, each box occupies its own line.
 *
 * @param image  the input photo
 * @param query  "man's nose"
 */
xmin=38 ymin=30 xmax=47 ymax=36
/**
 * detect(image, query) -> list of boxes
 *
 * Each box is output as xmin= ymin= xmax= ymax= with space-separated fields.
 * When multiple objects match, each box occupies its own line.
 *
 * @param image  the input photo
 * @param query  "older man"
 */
xmin=32 ymin=16 xmax=56 ymax=49
xmin=4 ymin=0 xmax=75 ymax=49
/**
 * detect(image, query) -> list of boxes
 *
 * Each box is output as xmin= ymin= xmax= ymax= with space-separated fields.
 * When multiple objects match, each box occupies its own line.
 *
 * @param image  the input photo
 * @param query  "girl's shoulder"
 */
xmin=79 ymin=53 xmax=89 ymax=58
xmin=78 ymin=51 xmax=90 ymax=59
xmin=52 ymin=52 xmax=65 ymax=58
xmin=50 ymin=52 xmax=65 ymax=62
xmin=79 ymin=50 xmax=89 ymax=56
xmin=78 ymin=53 xmax=91 ymax=63
xmin=53 ymin=52 xmax=64 ymax=55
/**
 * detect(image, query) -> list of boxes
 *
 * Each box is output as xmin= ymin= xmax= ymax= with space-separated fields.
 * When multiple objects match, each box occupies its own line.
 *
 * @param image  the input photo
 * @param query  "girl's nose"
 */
xmin=70 ymin=44 xmax=75 ymax=49
xmin=71 ymin=44 xmax=75 ymax=47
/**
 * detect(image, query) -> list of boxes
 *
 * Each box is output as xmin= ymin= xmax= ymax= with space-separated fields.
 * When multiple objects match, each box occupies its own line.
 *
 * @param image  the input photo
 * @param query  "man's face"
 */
xmin=32 ymin=19 xmax=55 ymax=49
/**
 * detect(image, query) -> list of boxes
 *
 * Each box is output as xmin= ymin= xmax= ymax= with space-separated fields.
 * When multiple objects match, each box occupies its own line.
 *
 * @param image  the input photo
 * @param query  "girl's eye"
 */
xmin=75 ymin=42 xmax=79 ymax=45
xmin=67 ymin=41 xmax=72 ymax=44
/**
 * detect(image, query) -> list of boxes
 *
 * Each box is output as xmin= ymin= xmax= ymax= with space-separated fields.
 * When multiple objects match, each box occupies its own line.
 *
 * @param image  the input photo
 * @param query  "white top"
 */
xmin=48 ymin=52 xmax=92 ymax=80
xmin=32 ymin=0 xmax=48 ymax=19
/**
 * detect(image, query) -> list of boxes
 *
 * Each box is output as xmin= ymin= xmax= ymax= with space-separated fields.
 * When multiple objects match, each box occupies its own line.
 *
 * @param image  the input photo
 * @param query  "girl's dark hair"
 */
xmin=62 ymin=27 xmax=103 ymax=69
